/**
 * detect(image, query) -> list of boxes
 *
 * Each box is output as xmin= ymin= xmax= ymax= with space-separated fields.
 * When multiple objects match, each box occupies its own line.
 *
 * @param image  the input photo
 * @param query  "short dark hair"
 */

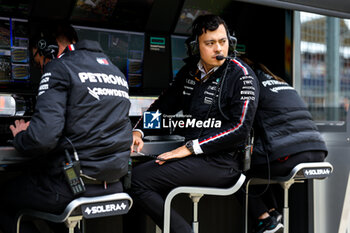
xmin=52 ymin=22 xmax=78 ymax=44
xmin=191 ymin=15 xmax=229 ymax=38
xmin=29 ymin=21 xmax=78 ymax=50
xmin=29 ymin=27 xmax=54 ymax=50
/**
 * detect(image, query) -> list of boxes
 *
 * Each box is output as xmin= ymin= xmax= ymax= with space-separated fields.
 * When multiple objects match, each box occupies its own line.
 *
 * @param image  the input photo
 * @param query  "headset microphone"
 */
xmin=216 ymin=55 xmax=235 ymax=61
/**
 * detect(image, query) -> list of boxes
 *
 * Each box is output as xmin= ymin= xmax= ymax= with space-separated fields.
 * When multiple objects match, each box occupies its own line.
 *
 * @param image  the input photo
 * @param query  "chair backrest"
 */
xmin=163 ymin=173 xmax=246 ymax=233
xmin=18 ymin=193 xmax=133 ymax=223
xmin=79 ymin=193 xmax=132 ymax=219
xmin=272 ymin=162 xmax=333 ymax=182
xmin=166 ymin=173 xmax=246 ymax=199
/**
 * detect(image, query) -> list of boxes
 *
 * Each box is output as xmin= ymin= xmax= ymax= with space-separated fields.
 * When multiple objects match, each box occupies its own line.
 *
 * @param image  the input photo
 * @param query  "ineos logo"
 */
xmin=37 ymin=39 xmax=47 ymax=50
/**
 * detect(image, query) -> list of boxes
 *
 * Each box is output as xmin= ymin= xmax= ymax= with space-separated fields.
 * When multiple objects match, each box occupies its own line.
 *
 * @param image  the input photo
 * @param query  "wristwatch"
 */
xmin=185 ymin=140 xmax=195 ymax=154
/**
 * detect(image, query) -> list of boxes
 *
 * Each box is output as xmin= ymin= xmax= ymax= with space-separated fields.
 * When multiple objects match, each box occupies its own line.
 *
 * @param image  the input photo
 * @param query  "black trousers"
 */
xmin=0 ymin=170 xmax=123 ymax=233
xmin=128 ymin=154 xmax=240 ymax=233
xmin=246 ymin=150 xmax=326 ymax=220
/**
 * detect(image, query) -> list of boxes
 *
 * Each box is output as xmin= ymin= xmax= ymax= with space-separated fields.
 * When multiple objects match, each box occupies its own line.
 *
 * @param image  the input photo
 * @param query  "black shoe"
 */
xmin=254 ymin=216 xmax=284 ymax=233
xmin=269 ymin=210 xmax=282 ymax=223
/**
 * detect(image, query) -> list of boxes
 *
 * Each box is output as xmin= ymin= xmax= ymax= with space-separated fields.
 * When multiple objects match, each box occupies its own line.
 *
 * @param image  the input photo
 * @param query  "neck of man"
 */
xmin=57 ymin=38 xmax=74 ymax=57
xmin=201 ymin=61 xmax=215 ymax=74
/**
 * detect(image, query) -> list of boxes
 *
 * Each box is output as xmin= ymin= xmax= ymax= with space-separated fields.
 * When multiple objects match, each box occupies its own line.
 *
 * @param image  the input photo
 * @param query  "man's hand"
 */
xmin=9 ymin=119 xmax=30 ymax=137
xmin=156 ymin=145 xmax=192 ymax=165
xmin=131 ymin=131 xmax=144 ymax=153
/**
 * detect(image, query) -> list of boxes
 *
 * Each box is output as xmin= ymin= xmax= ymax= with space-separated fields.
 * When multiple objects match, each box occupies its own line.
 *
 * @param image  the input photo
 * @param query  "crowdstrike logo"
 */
xmin=87 ymin=87 xmax=129 ymax=100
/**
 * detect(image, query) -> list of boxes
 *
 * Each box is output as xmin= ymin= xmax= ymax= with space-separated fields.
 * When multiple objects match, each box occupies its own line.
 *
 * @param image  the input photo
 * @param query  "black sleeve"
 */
xmin=13 ymin=61 xmax=70 ymax=154
xmin=194 ymin=67 xmax=259 ymax=155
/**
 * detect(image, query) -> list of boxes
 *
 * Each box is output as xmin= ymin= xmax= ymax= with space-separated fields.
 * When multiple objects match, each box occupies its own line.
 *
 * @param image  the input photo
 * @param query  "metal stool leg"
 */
xmin=283 ymin=187 xmax=289 ymax=233
xmin=189 ymin=194 xmax=203 ymax=233
xmin=243 ymin=163 xmax=333 ymax=233
xmin=280 ymin=180 xmax=295 ymax=233
xmin=163 ymin=191 xmax=176 ymax=233
xmin=156 ymin=225 xmax=162 ymax=233
xmin=163 ymin=174 xmax=246 ymax=233
xmin=65 ymin=216 xmax=82 ymax=233
xmin=16 ymin=214 xmax=24 ymax=233
xmin=244 ymin=180 xmax=251 ymax=233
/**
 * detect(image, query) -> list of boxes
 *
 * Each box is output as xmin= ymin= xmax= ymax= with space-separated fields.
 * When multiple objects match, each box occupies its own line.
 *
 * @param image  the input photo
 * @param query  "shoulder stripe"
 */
xmin=199 ymin=100 xmax=249 ymax=145
xmin=232 ymin=59 xmax=249 ymax=75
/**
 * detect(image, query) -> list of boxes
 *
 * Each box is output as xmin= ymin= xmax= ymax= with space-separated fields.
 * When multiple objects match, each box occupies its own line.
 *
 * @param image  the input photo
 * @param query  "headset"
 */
xmin=186 ymin=30 xmax=237 ymax=57
xmin=35 ymin=31 xmax=59 ymax=59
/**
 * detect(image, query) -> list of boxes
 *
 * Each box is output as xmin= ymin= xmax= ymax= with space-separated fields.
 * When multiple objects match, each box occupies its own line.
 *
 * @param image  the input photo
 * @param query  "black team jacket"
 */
xmin=13 ymin=40 xmax=132 ymax=182
xmin=135 ymin=58 xmax=259 ymax=156
xmin=252 ymin=69 xmax=328 ymax=165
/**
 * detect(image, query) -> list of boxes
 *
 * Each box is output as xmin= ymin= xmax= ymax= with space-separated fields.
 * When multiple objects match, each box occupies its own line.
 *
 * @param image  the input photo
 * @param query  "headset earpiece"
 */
xmin=186 ymin=31 xmax=237 ymax=57
xmin=188 ymin=37 xmax=199 ymax=57
xmin=185 ymin=36 xmax=199 ymax=57
xmin=228 ymin=33 xmax=237 ymax=54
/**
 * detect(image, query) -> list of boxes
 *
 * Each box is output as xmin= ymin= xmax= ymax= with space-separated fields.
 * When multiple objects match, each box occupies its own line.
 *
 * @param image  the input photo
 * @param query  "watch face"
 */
xmin=186 ymin=141 xmax=194 ymax=153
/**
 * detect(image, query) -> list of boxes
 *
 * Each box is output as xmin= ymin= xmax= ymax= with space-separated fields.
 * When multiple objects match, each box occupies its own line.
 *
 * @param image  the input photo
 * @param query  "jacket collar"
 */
xmin=61 ymin=40 xmax=103 ymax=56
xmin=74 ymin=40 xmax=103 ymax=52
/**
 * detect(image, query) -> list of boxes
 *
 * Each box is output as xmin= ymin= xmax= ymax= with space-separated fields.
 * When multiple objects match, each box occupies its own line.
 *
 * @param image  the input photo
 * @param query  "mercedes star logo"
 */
xmin=38 ymin=39 xmax=46 ymax=49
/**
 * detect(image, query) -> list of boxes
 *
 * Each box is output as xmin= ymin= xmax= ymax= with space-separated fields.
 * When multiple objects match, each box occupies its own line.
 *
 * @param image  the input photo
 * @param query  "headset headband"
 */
xmin=35 ymin=31 xmax=59 ymax=59
xmin=186 ymin=27 xmax=237 ymax=57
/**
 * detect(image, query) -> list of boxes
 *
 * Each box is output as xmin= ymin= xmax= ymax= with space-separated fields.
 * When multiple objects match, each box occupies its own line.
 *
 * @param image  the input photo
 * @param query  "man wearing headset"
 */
xmin=129 ymin=15 xmax=259 ymax=233
xmin=0 ymin=23 xmax=132 ymax=233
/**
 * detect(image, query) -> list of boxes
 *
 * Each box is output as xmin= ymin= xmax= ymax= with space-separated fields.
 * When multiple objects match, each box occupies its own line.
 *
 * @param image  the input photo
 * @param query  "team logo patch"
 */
xmin=303 ymin=168 xmax=332 ymax=178
xmin=81 ymin=200 xmax=129 ymax=219
xmin=96 ymin=57 xmax=109 ymax=65
xmin=143 ymin=110 xmax=161 ymax=129
xmin=37 ymin=39 xmax=47 ymax=50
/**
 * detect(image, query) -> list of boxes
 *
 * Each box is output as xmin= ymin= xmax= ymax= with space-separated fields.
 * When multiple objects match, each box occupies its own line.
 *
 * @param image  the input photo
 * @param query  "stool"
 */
xmin=163 ymin=173 xmax=246 ymax=233
xmin=244 ymin=162 xmax=333 ymax=233
xmin=16 ymin=192 xmax=133 ymax=233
